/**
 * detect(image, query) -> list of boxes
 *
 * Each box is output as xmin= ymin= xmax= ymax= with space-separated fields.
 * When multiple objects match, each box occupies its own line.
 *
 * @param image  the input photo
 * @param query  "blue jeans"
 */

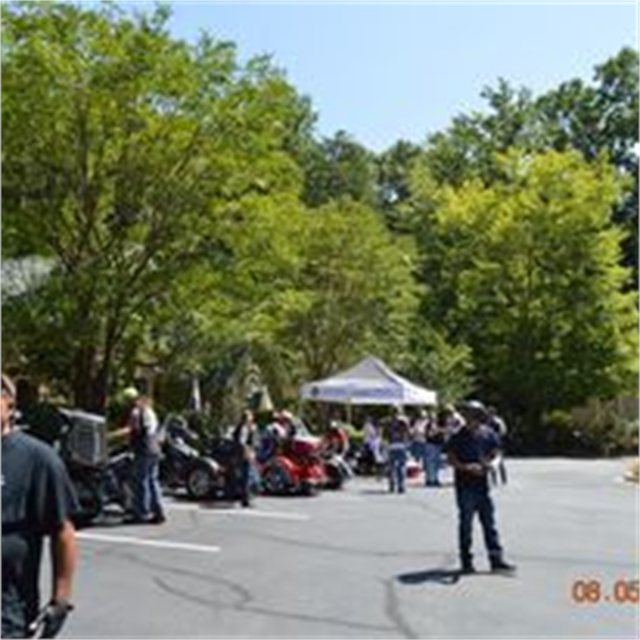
xmin=455 ymin=484 xmax=503 ymax=565
xmin=132 ymin=454 xmax=164 ymax=520
xmin=410 ymin=440 xmax=425 ymax=463
xmin=424 ymin=443 xmax=442 ymax=485
xmin=388 ymin=445 xmax=407 ymax=493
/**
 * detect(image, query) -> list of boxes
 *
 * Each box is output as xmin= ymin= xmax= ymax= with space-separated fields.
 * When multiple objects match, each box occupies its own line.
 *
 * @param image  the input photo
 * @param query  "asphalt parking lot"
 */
xmin=58 ymin=458 xmax=638 ymax=639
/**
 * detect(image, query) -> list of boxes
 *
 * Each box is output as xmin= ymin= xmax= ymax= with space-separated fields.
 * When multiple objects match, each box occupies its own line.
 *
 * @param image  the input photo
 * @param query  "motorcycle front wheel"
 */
xmin=71 ymin=476 xmax=103 ymax=527
xmin=186 ymin=462 xmax=217 ymax=500
xmin=262 ymin=463 xmax=292 ymax=495
xmin=324 ymin=463 xmax=344 ymax=490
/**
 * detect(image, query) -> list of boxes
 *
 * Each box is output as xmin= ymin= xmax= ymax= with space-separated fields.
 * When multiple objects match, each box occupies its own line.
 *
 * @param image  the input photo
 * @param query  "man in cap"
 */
xmin=114 ymin=386 xmax=166 ymax=524
xmin=445 ymin=400 xmax=515 ymax=574
xmin=2 ymin=373 xmax=78 ymax=638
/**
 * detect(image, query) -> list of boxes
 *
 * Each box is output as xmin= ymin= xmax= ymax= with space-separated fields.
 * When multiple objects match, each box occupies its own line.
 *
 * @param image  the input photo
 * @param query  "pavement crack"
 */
xmin=383 ymin=578 xmax=420 ymax=639
xmin=116 ymin=550 xmax=253 ymax=606
xmin=155 ymin=576 xmax=397 ymax=635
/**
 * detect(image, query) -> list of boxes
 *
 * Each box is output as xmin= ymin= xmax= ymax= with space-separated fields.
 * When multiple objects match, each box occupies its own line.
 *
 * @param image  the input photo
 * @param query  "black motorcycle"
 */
xmin=65 ymin=446 xmax=134 ymax=527
xmin=159 ymin=415 xmax=226 ymax=500
xmin=56 ymin=409 xmax=134 ymax=527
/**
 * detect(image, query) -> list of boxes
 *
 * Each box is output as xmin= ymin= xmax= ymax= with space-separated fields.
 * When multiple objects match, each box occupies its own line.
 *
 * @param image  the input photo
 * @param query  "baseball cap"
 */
xmin=122 ymin=386 xmax=140 ymax=401
xmin=465 ymin=400 xmax=486 ymax=412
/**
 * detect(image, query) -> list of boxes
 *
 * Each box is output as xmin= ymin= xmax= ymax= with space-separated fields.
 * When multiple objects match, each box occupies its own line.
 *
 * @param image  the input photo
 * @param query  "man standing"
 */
xmin=116 ymin=388 xmax=166 ymax=524
xmin=232 ymin=409 xmax=258 ymax=507
xmin=446 ymin=401 xmax=515 ymax=574
xmin=383 ymin=409 xmax=410 ymax=494
xmin=2 ymin=373 xmax=78 ymax=638
xmin=424 ymin=410 xmax=446 ymax=487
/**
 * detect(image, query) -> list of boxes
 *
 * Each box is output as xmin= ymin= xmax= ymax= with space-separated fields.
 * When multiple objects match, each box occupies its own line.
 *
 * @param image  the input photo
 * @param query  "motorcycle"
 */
xmin=65 ymin=446 xmax=134 ymax=527
xmin=319 ymin=423 xmax=352 ymax=490
xmin=56 ymin=409 xmax=134 ymax=526
xmin=159 ymin=415 xmax=226 ymax=501
xmin=256 ymin=420 xmax=327 ymax=496
xmin=349 ymin=440 xmax=386 ymax=477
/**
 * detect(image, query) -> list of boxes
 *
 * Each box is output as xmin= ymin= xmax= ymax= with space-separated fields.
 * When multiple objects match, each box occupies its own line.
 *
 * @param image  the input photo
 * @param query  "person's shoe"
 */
xmin=149 ymin=514 xmax=167 ymax=525
xmin=490 ymin=559 xmax=516 ymax=573
xmin=459 ymin=562 xmax=476 ymax=575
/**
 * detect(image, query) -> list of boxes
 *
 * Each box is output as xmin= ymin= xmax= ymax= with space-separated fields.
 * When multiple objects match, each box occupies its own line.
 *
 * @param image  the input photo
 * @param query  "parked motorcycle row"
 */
xmin=160 ymin=415 xmax=353 ymax=501
xmin=29 ymin=408 xmax=355 ymax=527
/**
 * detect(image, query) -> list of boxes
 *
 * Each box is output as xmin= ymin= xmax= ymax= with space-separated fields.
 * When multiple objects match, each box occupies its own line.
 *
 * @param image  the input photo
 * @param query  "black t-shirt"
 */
xmin=386 ymin=418 xmax=409 ymax=445
xmin=2 ymin=430 xmax=78 ymax=638
xmin=445 ymin=425 xmax=499 ymax=489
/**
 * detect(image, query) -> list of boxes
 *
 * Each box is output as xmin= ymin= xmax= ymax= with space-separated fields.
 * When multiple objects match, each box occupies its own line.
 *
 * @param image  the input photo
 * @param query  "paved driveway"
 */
xmin=59 ymin=458 xmax=638 ymax=638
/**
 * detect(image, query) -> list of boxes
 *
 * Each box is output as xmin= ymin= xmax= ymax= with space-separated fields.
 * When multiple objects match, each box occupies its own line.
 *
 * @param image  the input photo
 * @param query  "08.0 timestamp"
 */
xmin=571 ymin=579 xmax=639 ymax=604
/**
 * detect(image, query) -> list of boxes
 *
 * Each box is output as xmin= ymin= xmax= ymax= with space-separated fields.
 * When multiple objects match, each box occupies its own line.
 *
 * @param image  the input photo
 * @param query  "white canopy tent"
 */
xmin=300 ymin=355 xmax=437 ymax=407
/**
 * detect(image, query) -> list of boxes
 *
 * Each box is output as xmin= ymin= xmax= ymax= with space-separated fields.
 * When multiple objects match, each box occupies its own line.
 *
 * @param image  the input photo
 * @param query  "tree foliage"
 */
xmin=2 ymin=0 xmax=637 ymax=444
xmin=256 ymin=198 xmax=419 ymax=384
xmin=412 ymin=150 xmax=638 ymax=432
xmin=1 ymin=1 xmax=308 ymax=408
xmin=298 ymin=130 xmax=377 ymax=208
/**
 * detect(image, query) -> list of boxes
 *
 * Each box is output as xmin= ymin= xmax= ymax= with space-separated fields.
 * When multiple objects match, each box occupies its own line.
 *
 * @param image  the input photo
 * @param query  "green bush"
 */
xmin=539 ymin=410 xmax=580 ymax=455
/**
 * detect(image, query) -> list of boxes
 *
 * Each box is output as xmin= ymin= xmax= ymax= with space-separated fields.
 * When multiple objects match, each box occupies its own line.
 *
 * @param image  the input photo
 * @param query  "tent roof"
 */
xmin=300 ymin=356 xmax=437 ymax=406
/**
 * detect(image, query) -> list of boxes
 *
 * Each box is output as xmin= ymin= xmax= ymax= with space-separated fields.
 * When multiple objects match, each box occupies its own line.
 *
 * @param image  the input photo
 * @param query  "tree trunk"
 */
xmin=73 ymin=346 xmax=109 ymax=412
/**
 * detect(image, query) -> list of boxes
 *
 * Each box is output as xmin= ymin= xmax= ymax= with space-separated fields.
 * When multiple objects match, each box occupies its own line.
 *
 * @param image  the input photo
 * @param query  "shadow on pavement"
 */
xmin=397 ymin=568 xmax=462 ymax=586
xmin=358 ymin=488 xmax=394 ymax=495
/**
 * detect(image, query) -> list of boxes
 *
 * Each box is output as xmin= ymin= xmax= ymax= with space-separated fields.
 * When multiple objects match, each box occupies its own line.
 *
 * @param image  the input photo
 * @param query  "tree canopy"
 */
xmin=2 ymin=2 xmax=637 ymax=446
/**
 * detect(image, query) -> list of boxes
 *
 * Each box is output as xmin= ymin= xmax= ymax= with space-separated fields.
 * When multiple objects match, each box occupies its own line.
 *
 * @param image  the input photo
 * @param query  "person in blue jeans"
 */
xmin=445 ymin=402 xmax=515 ymax=574
xmin=384 ymin=411 xmax=410 ymax=493
xmin=424 ymin=414 xmax=446 ymax=486
xmin=114 ymin=388 xmax=166 ymax=524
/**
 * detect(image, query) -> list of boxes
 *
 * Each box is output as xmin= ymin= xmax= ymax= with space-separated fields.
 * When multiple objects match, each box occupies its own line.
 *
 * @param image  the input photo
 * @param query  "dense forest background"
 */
xmin=2 ymin=3 xmax=638 ymax=453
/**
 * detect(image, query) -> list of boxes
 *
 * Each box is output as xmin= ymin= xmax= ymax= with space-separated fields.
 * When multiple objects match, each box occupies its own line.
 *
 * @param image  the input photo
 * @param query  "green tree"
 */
xmin=424 ymin=79 xmax=542 ymax=187
xmin=537 ymin=48 xmax=639 ymax=285
xmin=376 ymin=139 xmax=423 ymax=233
xmin=1 ymin=2 xmax=308 ymax=409
xmin=298 ymin=131 xmax=377 ymax=208
xmin=400 ymin=324 xmax=475 ymax=406
xmin=277 ymin=198 xmax=421 ymax=381
xmin=412 ymin=150 xmax=638 ymax=431
xmin=422 ymin=50 xmax=639 ymax=284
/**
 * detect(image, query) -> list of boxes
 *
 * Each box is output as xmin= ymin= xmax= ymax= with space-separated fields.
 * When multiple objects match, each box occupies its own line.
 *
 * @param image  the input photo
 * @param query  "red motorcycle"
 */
xmin=258 ymin=421 xmax=327 ymax=496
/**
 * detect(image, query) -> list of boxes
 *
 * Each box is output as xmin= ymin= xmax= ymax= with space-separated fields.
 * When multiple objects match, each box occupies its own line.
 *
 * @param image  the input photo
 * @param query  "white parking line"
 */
xmin=164 ymin=503 xmax=310 ymax=521
xmin=77 ymin=532 xmax=221 ymax=554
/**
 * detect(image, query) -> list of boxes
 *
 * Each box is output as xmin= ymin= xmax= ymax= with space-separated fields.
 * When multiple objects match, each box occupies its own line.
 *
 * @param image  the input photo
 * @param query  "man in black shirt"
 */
xmin=446 ymin=401 xmax=515 ymax=575
xmin=2 ymin=373 xmax=79 ymax=638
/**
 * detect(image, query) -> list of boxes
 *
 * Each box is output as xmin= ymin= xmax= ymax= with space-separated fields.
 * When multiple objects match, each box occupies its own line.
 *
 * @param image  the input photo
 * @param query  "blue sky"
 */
xmin=123 ymin=1 xmax=636 ymax=151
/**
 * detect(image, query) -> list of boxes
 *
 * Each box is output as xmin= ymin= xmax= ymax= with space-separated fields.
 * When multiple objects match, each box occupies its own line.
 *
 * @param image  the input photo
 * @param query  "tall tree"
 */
xmin=411 ymin=150 xmax=638 ymax=432
xmin=277 ymin=198 xmax=421 ymax=381
xmin=537 ymin=48 xmax=639 ymax=285
xmin=376 ymin=139 xmax=423 ymax=233
xmin=421 ymin=50 xmax=639 ymax=284
xmin=424 ymin=79 xmax=542 ymax=187
xmin=298 ymin=130 xmax=377 ymax=208
xmin=1 ymin=2 xmax=308 ymax=409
